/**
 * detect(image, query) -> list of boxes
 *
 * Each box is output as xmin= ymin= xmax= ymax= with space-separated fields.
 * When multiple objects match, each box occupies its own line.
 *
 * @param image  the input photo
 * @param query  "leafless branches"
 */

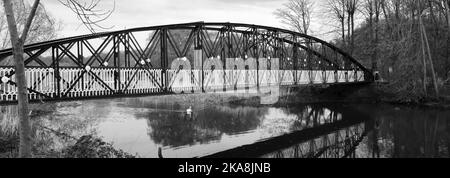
xmin=19 ymin=0 xmax=39 ymax=42
xmin=274 ymin=0 xmax=314 ymax=35
xmin=58 ymin=0 xmax=115 ymax=33
xmin=325 ymin=0 xmax=347 ymax=46
xmin=0 ymin=1 xmax=59 ymax=50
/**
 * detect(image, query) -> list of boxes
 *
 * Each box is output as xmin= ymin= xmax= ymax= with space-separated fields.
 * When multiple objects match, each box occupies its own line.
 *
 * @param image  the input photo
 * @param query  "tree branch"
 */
xmin=58 ymin=0 xmax=115 ymax=33
xmin=20 ymin=0 xmax=40 ymax=42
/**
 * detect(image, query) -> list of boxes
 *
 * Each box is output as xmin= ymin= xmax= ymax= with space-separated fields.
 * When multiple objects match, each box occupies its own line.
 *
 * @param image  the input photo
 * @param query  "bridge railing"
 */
xmin=1 ymin=67 xmax=367 ymax=102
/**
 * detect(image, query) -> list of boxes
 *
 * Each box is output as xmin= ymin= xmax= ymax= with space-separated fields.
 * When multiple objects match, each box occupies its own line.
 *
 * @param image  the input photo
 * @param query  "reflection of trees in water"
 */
xmin=389 ymin=110 xmax=448 ymax=158
xmin=263 ymin=104 xmax=343 ymax=136
xmin=1 ymin=103 xmax=61 ymax=156
xmin=257 ymin=105 xmax=367 ymax=158
xmin=258 ymin=104 xmax=450 ymax=158
xmin=139 ymin=105 xmax=268 ymax=147
xmin=355 ymin=105 xmax=450 ymax=158
xmin=290 ymin=104 xmax=340 ymax=131
xmin=0 ymin=106 xmax=20 ymax=137
xmin=1 ymin=103 xmax=58 ymax=136
xmin=141 ymin=100 xmax=351 ymax=150
xmin=144 ymin=102 xmax=348 ymax=149
xmin=32 ymin=101 xmax=114 ymax=155
xmin=196 ymin=106 xmax=266 ymax=135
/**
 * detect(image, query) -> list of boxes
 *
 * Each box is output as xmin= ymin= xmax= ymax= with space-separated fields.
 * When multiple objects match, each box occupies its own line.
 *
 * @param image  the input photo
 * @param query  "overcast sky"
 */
xmin=42 ymin=0 xmax=335 ymax=40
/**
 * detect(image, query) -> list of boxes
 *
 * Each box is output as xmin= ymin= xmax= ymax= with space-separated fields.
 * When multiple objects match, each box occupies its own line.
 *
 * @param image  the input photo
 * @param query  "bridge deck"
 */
xmin=0 ymin=67 xmax=366 ymax=103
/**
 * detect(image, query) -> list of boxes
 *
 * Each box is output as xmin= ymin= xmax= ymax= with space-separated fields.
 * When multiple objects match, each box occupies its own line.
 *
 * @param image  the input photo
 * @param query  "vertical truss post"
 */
xmin=227 ymin=26 xmax=233 ymax=58
xmin=252 ymin=27 xmax=260 ymax=92
xmin=197 ymin=26 xmax=206 ymax=93
xmin=334 ymin=51 xmax=339 ymax=83
xmin=53 ymin=46 xmax=61 ymax=98
xmin=161 ymin=28 xmax=169 ymax=93
xmin=272 ymin=31 xmax=279 ymax=85
xmin=306 ymin=39 xmax=313 ymax=84
xmin=293 ymin=35 xmax=298 ymax=85
xmin=226 ymin=27 xmax=233 ymax=92
xmin=243 ymin=33 xmax=248 ymax=58
xmin=273 ymin=32 xmax=279 ymax=60
xmin=193 ymin=26 xmax=202 ymax=93
xmin=114 ymin=35 xmax=121 ymax=94
xmin=77 ymin=41 xmax=85 ymax=93
xmin=321 ymin=44 xmax=326 ymax=71
xmin=125 ymin=33 xmax=131 ymax=68
xmin=221 ymin=28 xmax=226 ymax=92
xmin=345 ymin=57 xmax=349 ymax=82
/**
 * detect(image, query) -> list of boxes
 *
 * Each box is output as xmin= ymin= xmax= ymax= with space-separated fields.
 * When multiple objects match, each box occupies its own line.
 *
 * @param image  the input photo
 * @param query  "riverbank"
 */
xmin=374 ymin=83 xmax=450 ymax=110
xmin=227 ymin=84 xmax=450 ymax=110
xmin=379 ymin=97 xmax=450 ymax=110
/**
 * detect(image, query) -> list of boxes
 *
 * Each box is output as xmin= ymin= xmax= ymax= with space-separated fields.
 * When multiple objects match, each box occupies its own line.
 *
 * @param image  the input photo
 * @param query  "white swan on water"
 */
xmin=186 ymin=106 xmax=192 ymax=115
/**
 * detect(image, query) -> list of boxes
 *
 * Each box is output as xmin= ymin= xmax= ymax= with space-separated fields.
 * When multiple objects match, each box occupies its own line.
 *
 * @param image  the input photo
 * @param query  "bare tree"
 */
xmin=418 ymin=1 xmax=440 ymax=98
xmin=320 ymin=0 xmax=449 ymax=101
xmin=374 ymin=0 xmax=381 ymax=72
xmin=444 ymin=0 xmax=450 ymax=79
xmin=361 ymin=0 xmax=381 ymax=72
xmin=1 ymin=0 xmax=114 ymax=158
xmin=0 ymin=0 xmax=60 ymax=67
xmin=274 ymin=0 xmax=314 ymax=35
xmin=419 ymin=1 xmax=429 ymax=95
xmin=326 ymin=0 xmax=347 ymax=47
xmin=345 ymin=0 xmax=359 ymax=55
xmin=362 ymin=0 xmax=375 ymax=70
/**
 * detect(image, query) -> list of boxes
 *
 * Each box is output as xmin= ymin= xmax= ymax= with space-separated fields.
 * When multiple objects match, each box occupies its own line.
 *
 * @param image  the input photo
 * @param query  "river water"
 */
xmin=0 ymin=94 xmax=449 ymax=158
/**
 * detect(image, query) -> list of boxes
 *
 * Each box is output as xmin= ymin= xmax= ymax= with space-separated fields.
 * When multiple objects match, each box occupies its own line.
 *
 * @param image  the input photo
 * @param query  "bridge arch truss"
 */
xmin=0 ymin=22 xmax=373 ymax=102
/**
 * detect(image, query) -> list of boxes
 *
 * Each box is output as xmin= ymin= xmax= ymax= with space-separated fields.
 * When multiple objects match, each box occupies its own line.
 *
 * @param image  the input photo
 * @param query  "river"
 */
xmin=0 ymin=94 xmax=448 ymax=158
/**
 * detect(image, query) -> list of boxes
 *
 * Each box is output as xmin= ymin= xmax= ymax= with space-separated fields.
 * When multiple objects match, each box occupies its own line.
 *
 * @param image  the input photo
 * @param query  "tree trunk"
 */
xmin=351 ymin=13 xmax=355 ymax=56
xmin=381 ymin=1 xmax=391 ymax=32
xmin=374 ymin=1 xmax=380 ymax=72
xmin=347 ymin=11 xmax=352 ymax=55
xmin=445 ymin=1 xmax=450 ymax=79
xmin=428 ymin=0 xmax=438 ymax=37
xmin=369 ymin=1 xmax=376 ymax=71
xmin=419 ymin=14 xmax=428 ymax=96
xmin=2 ymin=0 xmax=32 ymax=158
xmin=341 ymin=1 xmax=346 ymax=49
xmin=341 ymin=18 xmax=346 ymax=49
xmin=420 ymin=14 xmax=440 ymax=98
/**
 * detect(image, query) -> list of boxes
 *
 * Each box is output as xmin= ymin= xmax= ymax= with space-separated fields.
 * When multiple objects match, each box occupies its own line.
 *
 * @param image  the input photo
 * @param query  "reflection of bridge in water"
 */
xmin=0 ymin=22 xmax=373 ymax=103
xmin=204 ymin=105 xmax=373 ymax=158
xmin=262 ymin=123 xmax=367 ymax=158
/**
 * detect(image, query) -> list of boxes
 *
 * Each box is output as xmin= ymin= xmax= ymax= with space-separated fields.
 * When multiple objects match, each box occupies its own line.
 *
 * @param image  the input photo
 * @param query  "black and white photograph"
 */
xmin=0 ymin=0 xmax=449 ymax=173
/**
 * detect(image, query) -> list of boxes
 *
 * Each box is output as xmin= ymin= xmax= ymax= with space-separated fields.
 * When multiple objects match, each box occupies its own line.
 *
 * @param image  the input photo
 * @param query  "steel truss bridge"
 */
xmin=0 ymin=22 xmax=373 ymax=103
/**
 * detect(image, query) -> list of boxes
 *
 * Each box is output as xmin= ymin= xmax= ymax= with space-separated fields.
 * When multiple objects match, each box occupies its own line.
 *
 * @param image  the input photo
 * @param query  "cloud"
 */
xmin=42 ymin=0 xmax=287 ymax=38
